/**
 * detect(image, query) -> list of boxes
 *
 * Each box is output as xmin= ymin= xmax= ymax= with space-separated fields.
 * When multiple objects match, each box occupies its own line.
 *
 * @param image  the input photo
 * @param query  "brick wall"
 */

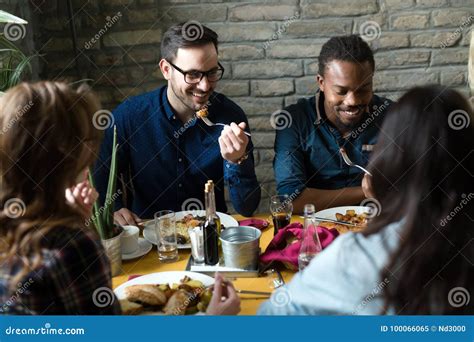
xmin=5 ymin=0 xmax=473 ymax=213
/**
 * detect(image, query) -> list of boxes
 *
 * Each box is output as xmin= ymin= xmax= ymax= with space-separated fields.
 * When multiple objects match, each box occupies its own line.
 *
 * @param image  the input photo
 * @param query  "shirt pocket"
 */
xmin=361 ymin=144 xmax=374 ymax=163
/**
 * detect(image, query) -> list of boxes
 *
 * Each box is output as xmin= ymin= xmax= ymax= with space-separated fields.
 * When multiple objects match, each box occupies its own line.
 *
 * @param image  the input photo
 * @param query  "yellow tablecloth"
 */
xmin=112 ymin=214 xmax=302 ymax=315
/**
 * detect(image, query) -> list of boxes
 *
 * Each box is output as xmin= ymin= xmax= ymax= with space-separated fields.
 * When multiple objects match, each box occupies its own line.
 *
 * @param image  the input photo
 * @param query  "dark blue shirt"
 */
xmin=274 ymin=90 xmax=392 ymax=196
xmin=94 ymin=86 xmax=261 ymax=218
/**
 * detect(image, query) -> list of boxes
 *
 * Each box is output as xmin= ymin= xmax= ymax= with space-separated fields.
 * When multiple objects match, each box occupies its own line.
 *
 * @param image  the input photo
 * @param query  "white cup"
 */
xmin=121 ymin=225 xmax=139 ymax=254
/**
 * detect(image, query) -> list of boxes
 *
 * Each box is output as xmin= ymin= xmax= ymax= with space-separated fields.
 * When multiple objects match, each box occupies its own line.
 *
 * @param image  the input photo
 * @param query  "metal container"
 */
xmin=220 ymin=226 xmax=261 ymax=270
xmin=101 ymin=230 xmax=124 ymax=277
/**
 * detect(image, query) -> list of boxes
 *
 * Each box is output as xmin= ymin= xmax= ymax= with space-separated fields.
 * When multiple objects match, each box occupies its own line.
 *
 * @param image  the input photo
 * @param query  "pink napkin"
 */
xmin=238 ymin=218 xmax=269 ymax=230
xmin=260 ymin=222 xmax=339 ymax=271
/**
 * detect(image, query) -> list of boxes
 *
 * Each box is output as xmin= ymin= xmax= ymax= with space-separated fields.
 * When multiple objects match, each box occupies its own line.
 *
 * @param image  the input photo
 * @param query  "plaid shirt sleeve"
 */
xmin=47 ymin=228 xmax=122 ymax=315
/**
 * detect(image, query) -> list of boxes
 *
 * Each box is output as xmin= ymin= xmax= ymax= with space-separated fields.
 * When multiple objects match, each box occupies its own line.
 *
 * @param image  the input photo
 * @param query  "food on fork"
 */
xmin=196 ymin=106 xmax=209 ymax=119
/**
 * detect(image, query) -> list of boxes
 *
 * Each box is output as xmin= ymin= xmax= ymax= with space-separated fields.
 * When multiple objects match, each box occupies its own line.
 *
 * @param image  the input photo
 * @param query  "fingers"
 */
xmin=222 ymin=129 xmax=239 ymax=151
xmin=213 ymin=273 xmax=223 ymax=300
xmin=219 ymin=122 xmax=249 ymax=164
xmin=65 ymin=188 xmax=75 ymax=205
xmin=114 ymin=208 xmax=139 ymax=226
xmin=362 ymin=174 xmax=374 ymax=198
xmin=114 ymin=211 xmax=128 ymax=226
xmin=132 ymin=212 xmax=142 ymax=224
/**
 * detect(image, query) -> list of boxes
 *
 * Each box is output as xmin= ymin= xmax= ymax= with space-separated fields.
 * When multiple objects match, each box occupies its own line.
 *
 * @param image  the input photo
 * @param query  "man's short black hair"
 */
xmin=318 ymin=35 xmax=375 ymax=76
xmin=161 ymin=22 xmax=218 ymax=62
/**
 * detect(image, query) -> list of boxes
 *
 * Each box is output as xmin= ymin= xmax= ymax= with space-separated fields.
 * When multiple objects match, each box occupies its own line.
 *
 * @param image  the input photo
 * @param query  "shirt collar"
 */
xmin=162 ymin=86 xmax=177 ymax=121
xmin=314 ymin=89 xmax=323 ymax=125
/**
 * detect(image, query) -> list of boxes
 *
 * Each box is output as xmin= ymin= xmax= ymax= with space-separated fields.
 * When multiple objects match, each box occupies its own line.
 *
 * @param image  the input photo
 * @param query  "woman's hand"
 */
xmin=206 ymin=273 xmax=241 ymax=315
xmin=361 ymin=173 xmax=375 ymax=199
xmin=65 ymin=180 xmax=98 ymax=220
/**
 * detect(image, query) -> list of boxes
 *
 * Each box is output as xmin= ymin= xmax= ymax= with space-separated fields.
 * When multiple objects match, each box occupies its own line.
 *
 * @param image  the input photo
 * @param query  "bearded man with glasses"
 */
xmin=94 ymin=23 xmax=261 ymax=225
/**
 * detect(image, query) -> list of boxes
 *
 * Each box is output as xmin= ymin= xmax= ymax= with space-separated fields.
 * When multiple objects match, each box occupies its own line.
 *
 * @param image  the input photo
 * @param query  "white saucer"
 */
xmin=122 ymin=238 xmax=153 ymax=260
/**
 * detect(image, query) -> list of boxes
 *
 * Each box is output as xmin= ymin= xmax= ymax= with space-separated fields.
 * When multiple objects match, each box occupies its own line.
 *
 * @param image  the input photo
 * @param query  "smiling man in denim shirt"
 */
xmin=274 ymin=35 xmax=392 ymax=213
xmin=94 ymin=23 xmax=261 ymax=224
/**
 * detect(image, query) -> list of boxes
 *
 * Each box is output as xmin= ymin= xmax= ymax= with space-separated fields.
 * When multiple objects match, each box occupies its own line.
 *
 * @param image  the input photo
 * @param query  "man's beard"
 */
xmin=170 ymin=82 xmax=199 ymax=112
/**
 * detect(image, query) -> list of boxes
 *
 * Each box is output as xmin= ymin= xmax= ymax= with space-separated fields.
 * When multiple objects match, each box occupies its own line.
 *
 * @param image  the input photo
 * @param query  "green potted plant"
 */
xmin=89 ymin=126 xmax=124 ymax=276
xmin=0 ymin=10 xmax=34 ymax=95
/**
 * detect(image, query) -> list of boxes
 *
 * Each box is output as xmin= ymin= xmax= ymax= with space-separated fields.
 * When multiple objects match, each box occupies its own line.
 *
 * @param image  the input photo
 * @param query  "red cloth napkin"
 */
xmin=238 ymin=218 xmax=269 ymax=230
xmin=260 ymin=222 xmax=339 ymax=271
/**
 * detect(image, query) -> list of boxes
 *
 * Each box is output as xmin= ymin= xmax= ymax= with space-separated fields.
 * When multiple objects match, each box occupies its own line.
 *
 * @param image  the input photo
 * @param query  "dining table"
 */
xmin=112 ymin=213 xmax=302 ymax=315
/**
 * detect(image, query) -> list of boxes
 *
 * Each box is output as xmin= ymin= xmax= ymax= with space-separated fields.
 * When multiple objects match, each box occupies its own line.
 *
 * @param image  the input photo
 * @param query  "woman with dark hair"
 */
xmin=0 ymin=82 xmax=120 ymax=314
xmin=208 ymin=85 xmax=474 ymax=315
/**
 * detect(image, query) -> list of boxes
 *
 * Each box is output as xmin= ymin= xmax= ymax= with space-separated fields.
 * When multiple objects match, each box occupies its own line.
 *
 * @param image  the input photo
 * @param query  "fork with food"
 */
xmin=196 ymin=105 xmax=251 ymax=137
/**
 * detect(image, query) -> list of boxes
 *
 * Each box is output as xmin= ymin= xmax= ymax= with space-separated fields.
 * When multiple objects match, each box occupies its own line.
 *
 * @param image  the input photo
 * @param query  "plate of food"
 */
xmin=315 ymin=206 xmax=370 ymax=233
xmin=142 ymin=211 xmax=238 ymax=249
xmin=115 ymin=271 xmax=214 ymax=315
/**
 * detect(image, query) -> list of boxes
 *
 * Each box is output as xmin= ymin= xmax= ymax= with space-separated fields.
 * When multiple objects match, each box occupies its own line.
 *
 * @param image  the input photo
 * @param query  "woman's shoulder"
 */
xmin=42 ymin=226 xmax=104 ymax=261
xmin=261 ymin=221 xmax=403 ymax=315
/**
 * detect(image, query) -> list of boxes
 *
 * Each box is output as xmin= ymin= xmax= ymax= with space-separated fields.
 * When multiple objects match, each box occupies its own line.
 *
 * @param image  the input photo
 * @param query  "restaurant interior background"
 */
xmin=2 ymin=0 xmax=472 ymax=213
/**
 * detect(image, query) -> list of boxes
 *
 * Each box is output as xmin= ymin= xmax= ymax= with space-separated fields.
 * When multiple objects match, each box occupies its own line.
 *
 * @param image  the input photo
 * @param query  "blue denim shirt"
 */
xmin=274 ymin=90 xmax=392 ymax=196
xmin=93 ymin=86 xmax=261 ymax=218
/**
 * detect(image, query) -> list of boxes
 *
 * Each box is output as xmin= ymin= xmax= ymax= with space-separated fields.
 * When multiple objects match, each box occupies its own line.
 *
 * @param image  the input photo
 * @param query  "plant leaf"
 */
xmin=88 ymin=169 xmax=105 ymax=239
xmin=0 ymin=10 xmax=27 ymax=24
xmin=103 ymin=126 xmax=119 ymax=238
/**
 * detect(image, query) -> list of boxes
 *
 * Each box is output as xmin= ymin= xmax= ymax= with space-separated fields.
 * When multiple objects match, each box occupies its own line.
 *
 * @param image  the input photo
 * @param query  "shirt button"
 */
xmin=178 ymin=183 xmax=182 ymax=187
xmin=173 ymin=116 xmax=176 ymax=120
xmin=178 ymin=158 xmax=182 ymax=162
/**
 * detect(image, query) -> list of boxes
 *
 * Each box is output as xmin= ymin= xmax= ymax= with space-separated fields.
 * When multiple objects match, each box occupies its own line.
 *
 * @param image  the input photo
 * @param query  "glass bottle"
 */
xmin=298 ymin=204 xmax=322 ymax=271
xmin=203 ymin=180 xmax=221 ymax=265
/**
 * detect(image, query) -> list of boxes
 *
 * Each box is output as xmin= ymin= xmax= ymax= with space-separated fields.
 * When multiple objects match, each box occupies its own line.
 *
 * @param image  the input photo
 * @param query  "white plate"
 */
xmin=122 ymin=238 xmax=153 ymax=261
xmin=142 ymin=211 xmax=238 ymax=249
xmin=315 ymin=206 xmax=370 ymax=220
xmin=114 ymin=271 xmax=214 ymax=300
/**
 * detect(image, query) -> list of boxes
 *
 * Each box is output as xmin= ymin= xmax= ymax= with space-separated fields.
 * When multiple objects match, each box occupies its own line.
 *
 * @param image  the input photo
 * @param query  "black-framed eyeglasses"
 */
xmin=167 ymin=61 xmax=225 ymax=84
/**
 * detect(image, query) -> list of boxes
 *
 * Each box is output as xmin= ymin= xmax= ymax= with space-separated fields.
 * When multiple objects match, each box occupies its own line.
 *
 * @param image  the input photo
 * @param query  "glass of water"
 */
xmin=154 ymin=210 xmax=178 ymax=262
